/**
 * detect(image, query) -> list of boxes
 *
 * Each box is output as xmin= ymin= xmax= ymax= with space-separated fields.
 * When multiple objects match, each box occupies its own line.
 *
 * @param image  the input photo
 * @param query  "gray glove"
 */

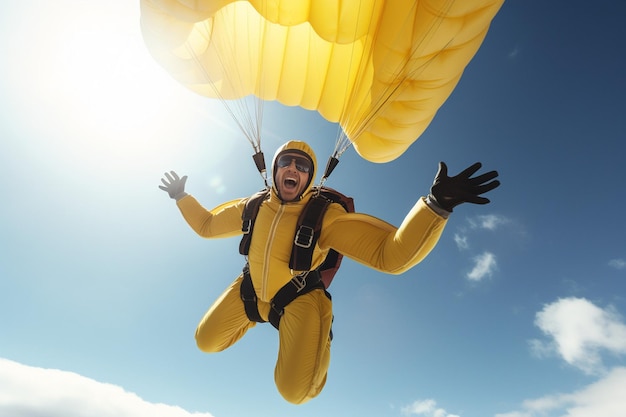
xmin=159 ymin=171 xmax=188 ymax=201
xmin=429 ymin=162 xmax=500 ymax=212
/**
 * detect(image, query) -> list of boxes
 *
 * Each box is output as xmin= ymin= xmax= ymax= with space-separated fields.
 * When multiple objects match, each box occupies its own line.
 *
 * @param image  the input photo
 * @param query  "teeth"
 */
xmin=284 ymin=177 xmax=297 ymax=188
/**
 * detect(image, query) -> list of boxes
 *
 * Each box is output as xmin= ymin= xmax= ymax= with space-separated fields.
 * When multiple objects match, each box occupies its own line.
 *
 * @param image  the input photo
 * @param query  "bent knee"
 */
xmin=195 ymin=329 xmax=227 ymax=353
xmin=275 ymin=382 xmax=312 ymax=405
xmin=275 ymin=372 xmax=326 ymax=405
xmin=195 ymin=322 xmax=253 ymax=353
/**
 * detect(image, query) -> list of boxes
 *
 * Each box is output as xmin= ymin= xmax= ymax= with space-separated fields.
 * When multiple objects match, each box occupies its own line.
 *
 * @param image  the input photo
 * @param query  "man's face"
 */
xmin=274 ymin=153 xmax=312 ymax=202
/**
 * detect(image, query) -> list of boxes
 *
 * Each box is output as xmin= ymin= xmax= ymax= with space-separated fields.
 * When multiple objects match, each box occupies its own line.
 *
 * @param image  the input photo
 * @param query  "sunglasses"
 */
xmin=276 ymin=155 xmax=312 ymax=173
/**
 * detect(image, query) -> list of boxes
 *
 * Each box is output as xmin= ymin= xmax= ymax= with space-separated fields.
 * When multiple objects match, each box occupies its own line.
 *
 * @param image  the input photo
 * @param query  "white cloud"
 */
xmin=0 ymin=358 xmax=214 ymax=417
xmin=468 ymin=214 xmax=509 ymax=231
xmin=454 ymin=233 xmax=469 ymax=250
xmin=401 ymin=399 xmax=459 ymax=417
xmin=466 ymin=252 xmax=497 ymax=281
xmin=608 ymin=259 xmax=626 ymax=270
xmin=453 ymin=215 xmax=514 ymax=280
xmin=530 ymin=298 xmax=626 ymax=375
xmin=495 ymin=366 xmax=626 ymax=417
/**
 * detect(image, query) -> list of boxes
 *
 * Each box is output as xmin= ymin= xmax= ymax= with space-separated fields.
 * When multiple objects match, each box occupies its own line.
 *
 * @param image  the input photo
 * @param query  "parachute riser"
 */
xmin=252 ymin=151 xmax=269 ymax=188
xmin=317 ymin=155 xmax=340 ymax=193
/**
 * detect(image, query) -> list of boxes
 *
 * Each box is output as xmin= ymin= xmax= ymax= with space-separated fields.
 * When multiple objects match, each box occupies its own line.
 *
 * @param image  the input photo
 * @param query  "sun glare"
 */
xmin=18 ymin=2 xmax=237 ymax=174
xmin=51 ymin=16 xmax=192 ymax=149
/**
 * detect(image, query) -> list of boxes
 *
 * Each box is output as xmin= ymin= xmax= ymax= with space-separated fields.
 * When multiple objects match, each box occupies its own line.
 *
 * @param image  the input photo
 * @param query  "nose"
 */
xmin=283 ymin=158 xmax=298 ymax=171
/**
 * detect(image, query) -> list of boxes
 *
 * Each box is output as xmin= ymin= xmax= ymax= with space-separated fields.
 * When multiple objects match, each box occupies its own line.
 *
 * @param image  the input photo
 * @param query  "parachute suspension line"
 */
xmin=343 ymin=1 xmax=423 ymax=144
xmin=184 ymin=41 xmax=259 ymax=149
xmin=215 ymin=3 xmax=268 ymax=186
xmin=321 ymin=130 xmax=351 ymax=188
xmin=248 ymin=3 xmax=269 ymax=186
xmin=323 ymin=0 xmax=378 ymax=187
xmin=336 ymin=0 xmax=457 ymax=159
xmin=332 ymin=0 xmax=373 ymax=156
xmin=358 ymin=0 xmax=456 ymax=141
xmin=188 ymin=17 xmax=268 ymax=186
xmin=331 ymin=0 xmax=382 ymax=162
xmin=218 ymin=6 xmax=264 ymax=154
xmin=401 ymin=0 xmax=456 ymax=80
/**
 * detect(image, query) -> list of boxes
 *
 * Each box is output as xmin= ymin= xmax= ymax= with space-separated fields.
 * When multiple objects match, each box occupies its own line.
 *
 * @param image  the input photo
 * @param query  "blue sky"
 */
xmin=1 ymin=1 xmax=626 ymax=416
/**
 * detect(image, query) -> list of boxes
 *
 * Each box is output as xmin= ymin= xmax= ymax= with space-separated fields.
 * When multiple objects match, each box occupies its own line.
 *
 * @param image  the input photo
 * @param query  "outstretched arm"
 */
xmin=320 ymin=199 xmax=446 ymax=274
xmin=159 ymin=171 xmax=244 ymax=239
xmin=321 ymin=162 xmax=500 ymax=274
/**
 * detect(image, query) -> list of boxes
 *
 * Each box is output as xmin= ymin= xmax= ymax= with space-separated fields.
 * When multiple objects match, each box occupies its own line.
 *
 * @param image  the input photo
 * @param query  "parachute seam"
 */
xmin=332 ymin=0 xmax=374 ymax=162
xmin=276 ymin=24 xmax=290 ymax=113
xmin=338 ymin=0 xmax=457 ymax=160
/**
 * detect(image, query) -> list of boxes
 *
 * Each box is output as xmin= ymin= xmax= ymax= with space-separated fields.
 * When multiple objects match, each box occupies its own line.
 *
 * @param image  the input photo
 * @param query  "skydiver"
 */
xmin=159 ymin=140 xmax=500 ymax=404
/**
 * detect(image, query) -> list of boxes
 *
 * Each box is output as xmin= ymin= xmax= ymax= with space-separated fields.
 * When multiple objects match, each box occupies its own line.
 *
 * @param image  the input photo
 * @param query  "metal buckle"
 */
xmin=294 ymin=226 xmax=314 ymax=248
xmin=291 ymin=272 xmax=308 ymax=292
xmin=271 ymin=302 xmax=284 ymax=317
xmin=242 ymin=219 xmax=252 ymax=234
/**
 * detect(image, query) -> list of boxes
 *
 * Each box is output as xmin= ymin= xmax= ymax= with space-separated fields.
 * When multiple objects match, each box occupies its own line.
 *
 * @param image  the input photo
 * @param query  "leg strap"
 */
xmin=240 ymin=264 xmax=266 ymax=324
xmin=239 ymin=265 xmax=330 ymax=331
xmin=268 ymin=270 xmax=328 ymax=330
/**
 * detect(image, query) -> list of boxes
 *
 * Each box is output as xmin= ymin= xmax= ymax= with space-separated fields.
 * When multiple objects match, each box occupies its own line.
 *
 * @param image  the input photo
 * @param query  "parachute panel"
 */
xmin=141 ymin=0 xmax=504 ymax=163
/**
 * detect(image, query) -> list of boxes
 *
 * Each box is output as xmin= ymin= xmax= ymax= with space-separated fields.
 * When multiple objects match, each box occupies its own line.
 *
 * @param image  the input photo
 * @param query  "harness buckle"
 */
xmin=291 ymin=272 xmax=308 ymax=292
xmin=242 ymin=219 xmax=252 ymax=234
xmin=294 ymin=225 xmax=315 ymax=248
xmin=271 ymin=302 xmax=284 ymax=318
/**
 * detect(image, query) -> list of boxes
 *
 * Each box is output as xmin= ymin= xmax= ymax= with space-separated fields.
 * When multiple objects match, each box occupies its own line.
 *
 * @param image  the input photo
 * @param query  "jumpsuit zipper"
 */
xmin=261 ymin=204 xmax=285 ymax=300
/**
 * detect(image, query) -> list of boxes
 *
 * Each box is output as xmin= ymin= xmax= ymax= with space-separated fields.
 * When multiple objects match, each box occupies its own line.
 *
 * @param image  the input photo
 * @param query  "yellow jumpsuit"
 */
xmin=175 ymin=141 xmax=448 ymax=404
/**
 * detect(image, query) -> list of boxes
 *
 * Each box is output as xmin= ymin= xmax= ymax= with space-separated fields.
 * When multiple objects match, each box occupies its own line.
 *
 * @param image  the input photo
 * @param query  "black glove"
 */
xmin=159 ymin=171 xmax=188 ymax=201
xmin=429 ymin=162 xmax=500 ymax=212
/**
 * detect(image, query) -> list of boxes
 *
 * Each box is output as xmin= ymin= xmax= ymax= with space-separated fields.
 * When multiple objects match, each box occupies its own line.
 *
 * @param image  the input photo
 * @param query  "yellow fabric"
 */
xmin=194 ymin=276 xmax=332 ymax=404
xmin=178 ymin=191 xmax=446 ymax=299
xmin=176 ymin=140 xmax=447 ymax=403
xmin=141 ymin=0 xmax=504 ymax=162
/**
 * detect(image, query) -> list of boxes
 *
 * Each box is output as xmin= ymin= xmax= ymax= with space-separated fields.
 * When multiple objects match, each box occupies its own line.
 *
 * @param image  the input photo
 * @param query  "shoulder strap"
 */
xmin=289 ymin=187 xmax=355 ymax=281
xmin=239 ymin=189 xmax=270 ymax=256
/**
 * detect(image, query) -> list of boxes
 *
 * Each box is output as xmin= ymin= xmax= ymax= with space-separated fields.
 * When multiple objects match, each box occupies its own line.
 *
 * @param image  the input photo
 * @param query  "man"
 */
xmin=159 ymin=140 xmax=500 ymax=404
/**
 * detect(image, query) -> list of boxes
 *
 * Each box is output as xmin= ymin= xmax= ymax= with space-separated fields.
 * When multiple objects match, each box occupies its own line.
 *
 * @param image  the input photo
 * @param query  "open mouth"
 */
xmin=284 ymin=177 xmax=298 ymax=190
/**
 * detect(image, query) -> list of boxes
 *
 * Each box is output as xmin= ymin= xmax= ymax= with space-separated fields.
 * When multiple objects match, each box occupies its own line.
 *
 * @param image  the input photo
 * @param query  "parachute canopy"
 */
xmin=141 ymin=0 xmax=504 ymax=163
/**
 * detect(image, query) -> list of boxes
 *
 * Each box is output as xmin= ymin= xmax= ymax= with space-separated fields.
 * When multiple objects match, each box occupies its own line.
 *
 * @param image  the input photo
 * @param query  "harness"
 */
xmin=238 ymin=186 xmax=355 ymax=331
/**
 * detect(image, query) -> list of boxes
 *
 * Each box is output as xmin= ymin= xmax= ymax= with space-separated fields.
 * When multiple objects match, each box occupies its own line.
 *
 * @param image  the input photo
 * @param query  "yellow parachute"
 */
xmin=141 ymin=0 xmax=504 ymax=163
